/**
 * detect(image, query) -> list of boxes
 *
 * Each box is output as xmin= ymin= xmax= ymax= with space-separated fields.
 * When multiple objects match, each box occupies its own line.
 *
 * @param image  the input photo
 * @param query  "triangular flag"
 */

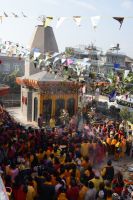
xmin=3 ymin=12 xmax=8 ymax=17
xmin=90 ymin=16 xmax=101 ymax=30
xmin=113 ymin=17 xmax=124 ymax=30
xmin=21 ymin=12 xmax=27 ymax=17
xmin=34 ymin=52 xmax=41 ymax=59
xmin=124 ymin=70 xmax=130 ymax=79
xmin=44 ymin=17 xmax=53 ymax=27
xmin=73 ymin=16 xmax=82 ymax=26
xmin=12 ymin=13 xmax=18 ymax=18
xmin=56 ymin=17 xmax=66 ymax=29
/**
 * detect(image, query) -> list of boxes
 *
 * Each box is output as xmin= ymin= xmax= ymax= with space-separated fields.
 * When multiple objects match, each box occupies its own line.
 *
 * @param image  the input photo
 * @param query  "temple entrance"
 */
xmin=33 ymin=97 xmax=38 ymax=122
xmin=67 ymin=98 xmax=75 ymax=116
xmin=43 ymin=99 xmax=52 ymax=123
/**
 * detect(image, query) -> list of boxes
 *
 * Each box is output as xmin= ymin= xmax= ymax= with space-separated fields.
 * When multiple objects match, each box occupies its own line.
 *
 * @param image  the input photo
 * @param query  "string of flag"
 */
xmin=0 ymin=12 xmax=132 ymax=30
xmin=44 ymin=16 xmax=125 ymax=30
xmin=0 ymin=39 xmax=30 ymax=59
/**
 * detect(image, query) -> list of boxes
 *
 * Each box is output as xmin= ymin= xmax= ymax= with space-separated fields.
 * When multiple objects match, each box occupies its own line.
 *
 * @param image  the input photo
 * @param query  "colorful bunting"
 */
xmin=56 ymin=17 xmax=67 ymax=29
xmin=113 ymin=17 xmax=124 ymax=30
xmin=90 ymin=16 xmax=101 ymax=30
xmin=0 ymin=39 xmax=30 ymax=58
xmin=0 ymin=13 xmax=131 ymax=33
xmin=73 ymin=16 xmax=82 ymax=26
xmin=44 ymin=17 xmax=53 ymax=27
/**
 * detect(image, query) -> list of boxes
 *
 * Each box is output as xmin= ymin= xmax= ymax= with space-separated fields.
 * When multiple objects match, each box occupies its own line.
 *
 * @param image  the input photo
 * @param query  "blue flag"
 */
xmin=114 ymin=63 xmax=120 ymax=69
xmin=109 ymin=90 xmax=116 ymax=102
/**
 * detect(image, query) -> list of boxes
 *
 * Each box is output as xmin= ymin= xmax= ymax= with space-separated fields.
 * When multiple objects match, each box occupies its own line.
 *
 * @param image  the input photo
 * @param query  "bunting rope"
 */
xmin=0 ymin=13 xmax=132 ymax=57
xmin=1 ymin=13 xmax=133 ymax=30
xmin=0 ymin=39 xmax=30 ymax=59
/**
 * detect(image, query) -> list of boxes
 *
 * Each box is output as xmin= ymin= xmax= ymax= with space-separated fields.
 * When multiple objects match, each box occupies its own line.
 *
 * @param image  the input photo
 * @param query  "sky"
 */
xmin=0 ymin=0 xmax=133 ymax=57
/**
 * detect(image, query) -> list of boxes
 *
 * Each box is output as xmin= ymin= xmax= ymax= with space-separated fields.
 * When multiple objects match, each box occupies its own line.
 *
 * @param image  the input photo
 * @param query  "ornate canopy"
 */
xmin=16 ymin=71 xmax=80 ymax=94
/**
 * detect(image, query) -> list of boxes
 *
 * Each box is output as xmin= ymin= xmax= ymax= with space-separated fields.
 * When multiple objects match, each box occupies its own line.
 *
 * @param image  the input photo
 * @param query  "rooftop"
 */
xmin=25 ymin=70 xmax=64 ymax=82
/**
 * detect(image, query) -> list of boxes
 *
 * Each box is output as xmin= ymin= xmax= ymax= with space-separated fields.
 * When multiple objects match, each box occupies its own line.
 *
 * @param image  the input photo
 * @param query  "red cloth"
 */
xmin=67 ymin=186 xmax=79 ymax=200
xmin=13 ymin=186 xmax=27 ymax=200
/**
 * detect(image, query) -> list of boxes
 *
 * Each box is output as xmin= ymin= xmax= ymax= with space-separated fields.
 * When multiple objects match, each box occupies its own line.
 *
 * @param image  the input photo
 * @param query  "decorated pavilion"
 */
xmin=16 ymin=72 xmax=79 ymax=122
xmin=16 ymin=25 xmax=80 ymax=123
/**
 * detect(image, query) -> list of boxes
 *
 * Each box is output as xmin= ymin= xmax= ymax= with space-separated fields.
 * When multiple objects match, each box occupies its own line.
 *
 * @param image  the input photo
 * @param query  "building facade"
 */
xmin=16 ymin=72 xmax=79 ymax=122
xmin=16 ymin=25 xmax=80 ymax=123
xmin=0 ymin=54 xmax=24 ymax=76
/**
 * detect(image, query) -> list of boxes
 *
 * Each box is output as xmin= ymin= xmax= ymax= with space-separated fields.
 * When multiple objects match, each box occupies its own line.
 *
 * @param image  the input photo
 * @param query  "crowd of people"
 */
xmin=0 ymin=104 xmax=133 ymax=200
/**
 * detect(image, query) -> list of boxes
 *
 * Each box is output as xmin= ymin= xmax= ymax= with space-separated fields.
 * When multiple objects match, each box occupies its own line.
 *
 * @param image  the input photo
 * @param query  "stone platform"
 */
xmin=7 ymin=107 xmax=38 ymax=128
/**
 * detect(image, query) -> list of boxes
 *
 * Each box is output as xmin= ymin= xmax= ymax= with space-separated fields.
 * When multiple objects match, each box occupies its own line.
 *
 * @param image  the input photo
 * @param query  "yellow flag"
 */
xmin=44 ymin=17 xmax=53 ymax=27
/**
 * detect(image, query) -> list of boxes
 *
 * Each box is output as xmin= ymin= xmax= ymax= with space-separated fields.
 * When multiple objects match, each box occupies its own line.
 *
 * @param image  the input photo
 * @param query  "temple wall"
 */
xmin=21 ymin=87 xmax=29 ymax=120
xmin=25 ymin=59 xmax=42 ymax=77
xmin=32 ymin=92 xmax=40 ymax=122
xmin=21 ymin=86 xmax=79 ymax=123
xmin=27 ymin=90 xmax=33 ymax=121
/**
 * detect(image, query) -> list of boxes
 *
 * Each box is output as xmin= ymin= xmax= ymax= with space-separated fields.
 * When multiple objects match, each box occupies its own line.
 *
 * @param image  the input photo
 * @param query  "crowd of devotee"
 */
xmin=0 ymin=104 xmax=133 ymax=200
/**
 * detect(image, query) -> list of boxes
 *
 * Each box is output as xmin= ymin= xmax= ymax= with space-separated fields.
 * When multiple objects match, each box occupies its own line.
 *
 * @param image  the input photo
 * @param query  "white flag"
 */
xmin=34 ymin=52 xmax=41 ymax=59
xmin=56 ymin=17 xmax=67 ymax=29
xmin=73 ymin=16 xmax=81 ymax=26
xmin=124 ymin=70 xmax=130 ymax=79
xmin=90 ymin=16 xmax=101 ymax=30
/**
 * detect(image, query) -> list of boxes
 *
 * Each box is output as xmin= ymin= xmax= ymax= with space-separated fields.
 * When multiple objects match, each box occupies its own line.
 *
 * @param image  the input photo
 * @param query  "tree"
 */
xmin=119 ymin=107 xmax=132 ymax=124
xmin=65 ymin=48 xmax=74 ymax=57
xmin=129 ymin=112 xmax=133 ymax=124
